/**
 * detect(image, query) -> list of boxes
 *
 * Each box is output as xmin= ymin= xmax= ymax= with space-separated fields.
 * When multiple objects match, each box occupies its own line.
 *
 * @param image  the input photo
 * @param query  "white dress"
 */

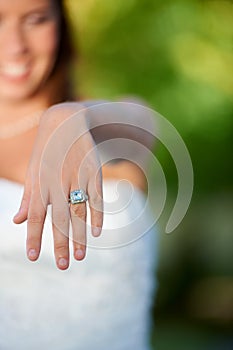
xmin=0 ymin=178 xmax=157 ymax=350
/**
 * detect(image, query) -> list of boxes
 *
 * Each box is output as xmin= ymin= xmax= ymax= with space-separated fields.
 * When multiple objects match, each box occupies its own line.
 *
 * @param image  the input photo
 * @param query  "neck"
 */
xmin=0 ymin=84 xmax=58 ymax=125
xmin=0 ymin=93 xmax=51 ymax=142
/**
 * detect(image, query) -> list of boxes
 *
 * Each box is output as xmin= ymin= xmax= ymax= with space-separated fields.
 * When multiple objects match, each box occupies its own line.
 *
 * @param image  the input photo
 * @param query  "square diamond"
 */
xmin=70 ymin=190 xmax=88 ymax=204
xmin=73 ymin=191 xmax=82 ymax=200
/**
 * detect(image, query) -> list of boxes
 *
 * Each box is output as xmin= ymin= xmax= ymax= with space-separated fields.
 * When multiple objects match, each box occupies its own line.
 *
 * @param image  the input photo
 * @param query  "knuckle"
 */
xmin=31 ymin=187 xmax=43 ymax=201
xmin=90 ymin=194 xmax=101 ymax=204
xmin=54 ymin=243 xmax=67 ymax=254
xmin=90 ymin=195 xmax=103 ymax=210
xmin=53 ymin=211 xmax=69 ymax=226
xmin=70 ymin=205 xmax=86 ymax=220
xmin=22 ymin=190 xmax=30 ymax=202
xmin=28 ymin=213 xmax=44 ymax=225
xmin=26 ymin=236 xmax=39 ymax=246
xmin=73 ymin=235 xmax=86 ymax=246
xmin=21 ymin=197 xmax=28 ymax=205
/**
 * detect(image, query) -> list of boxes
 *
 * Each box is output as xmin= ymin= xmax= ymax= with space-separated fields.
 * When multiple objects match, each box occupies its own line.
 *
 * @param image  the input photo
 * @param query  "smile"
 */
xmin=0 ymin=63 xmax=30 ymax=79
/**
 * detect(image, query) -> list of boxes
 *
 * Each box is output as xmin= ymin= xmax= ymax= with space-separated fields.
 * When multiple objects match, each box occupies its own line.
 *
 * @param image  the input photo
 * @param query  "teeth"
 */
xmin=1 ymin=64 xmax=28 ymax=77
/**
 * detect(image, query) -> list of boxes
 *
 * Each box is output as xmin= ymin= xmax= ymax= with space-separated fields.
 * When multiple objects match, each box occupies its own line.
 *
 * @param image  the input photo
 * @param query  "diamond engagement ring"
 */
xmin=69 ymin=189 xmax=88 ymax=204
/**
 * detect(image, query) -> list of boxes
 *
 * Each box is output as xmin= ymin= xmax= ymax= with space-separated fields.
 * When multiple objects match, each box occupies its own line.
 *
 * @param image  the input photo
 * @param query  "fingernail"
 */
xmin=58 ymin=258 xmax=68 ymax=268
xmin=92 ymin=227 xmax=102 ymax=237
xmin=75 ymin=249 xmax=84 ymax=260
xmin=28 ymin=249 xmax=37 ymax=260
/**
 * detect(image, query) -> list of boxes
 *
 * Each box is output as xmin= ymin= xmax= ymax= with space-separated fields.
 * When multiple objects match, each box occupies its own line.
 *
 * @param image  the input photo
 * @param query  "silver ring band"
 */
xmin=69 ymin=189 xmax=88 ymax=204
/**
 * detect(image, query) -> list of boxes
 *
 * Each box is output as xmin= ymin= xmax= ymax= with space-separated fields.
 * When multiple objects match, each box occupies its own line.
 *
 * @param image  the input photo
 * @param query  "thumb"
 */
xmin=13 ymin=182 xmax=31 ymax=224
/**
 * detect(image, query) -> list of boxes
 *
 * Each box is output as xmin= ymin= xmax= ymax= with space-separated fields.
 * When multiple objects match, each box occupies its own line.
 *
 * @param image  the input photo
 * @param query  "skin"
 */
xmin=0 ymin=0 xmax=59 ymax=103
xmin=0 ymin=0 xmax=150 ymax=270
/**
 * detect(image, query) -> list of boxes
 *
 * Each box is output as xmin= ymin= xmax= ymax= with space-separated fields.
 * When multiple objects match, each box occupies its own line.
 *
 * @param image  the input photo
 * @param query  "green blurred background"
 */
xmin=67 ymin=0 xmax=233 ymax=349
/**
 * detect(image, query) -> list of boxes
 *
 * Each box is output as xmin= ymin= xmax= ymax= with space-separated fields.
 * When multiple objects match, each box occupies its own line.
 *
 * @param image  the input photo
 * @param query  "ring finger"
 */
xmin=69 ymin=187 xmax=88 ymax=260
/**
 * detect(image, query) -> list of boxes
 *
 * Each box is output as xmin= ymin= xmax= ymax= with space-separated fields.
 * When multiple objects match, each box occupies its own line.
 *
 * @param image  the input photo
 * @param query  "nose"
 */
xmin=2 ymin=22 xmax=28 ymax=58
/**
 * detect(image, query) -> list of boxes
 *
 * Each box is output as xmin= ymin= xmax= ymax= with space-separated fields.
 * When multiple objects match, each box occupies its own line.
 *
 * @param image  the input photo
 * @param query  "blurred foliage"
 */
xmin=67 ymin=0 xmax=233 ymax=192
xmin=66 ymin=0 xmax=233 ymax=348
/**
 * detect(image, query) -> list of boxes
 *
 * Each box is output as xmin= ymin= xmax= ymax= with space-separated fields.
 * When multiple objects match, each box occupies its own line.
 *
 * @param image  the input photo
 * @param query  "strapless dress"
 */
xmin=0 ymin=178 xmax=158 ymax=350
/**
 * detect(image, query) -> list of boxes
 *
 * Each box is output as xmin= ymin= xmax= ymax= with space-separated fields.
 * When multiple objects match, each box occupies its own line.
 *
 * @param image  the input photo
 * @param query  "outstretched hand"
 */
xmin=13 ymin=103 xmax=103 ymax=270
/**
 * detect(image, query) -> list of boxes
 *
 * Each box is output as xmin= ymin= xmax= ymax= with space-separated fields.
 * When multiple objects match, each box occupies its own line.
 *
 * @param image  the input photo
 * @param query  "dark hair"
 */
xmin=48 ymin=0 xmax=77 ymax=103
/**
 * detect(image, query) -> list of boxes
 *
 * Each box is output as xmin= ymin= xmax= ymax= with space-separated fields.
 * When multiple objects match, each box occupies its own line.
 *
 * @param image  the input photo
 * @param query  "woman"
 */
xmin=0 ymin=0 xmax=157 ymax=349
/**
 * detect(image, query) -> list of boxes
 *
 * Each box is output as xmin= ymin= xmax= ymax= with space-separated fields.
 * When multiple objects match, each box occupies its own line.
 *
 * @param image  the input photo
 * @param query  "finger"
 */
xmin=26 ymin=193 xmax=47 ymax=262
xmin=13 ymin=180 xmax=31 ymax=224
xmin=69 ymin=194 xmax=87 ymax=261
xmin=88 ymin=172 xmax=103 ymax=237
xmin=52 ymin=202 xmax=70 ymax=270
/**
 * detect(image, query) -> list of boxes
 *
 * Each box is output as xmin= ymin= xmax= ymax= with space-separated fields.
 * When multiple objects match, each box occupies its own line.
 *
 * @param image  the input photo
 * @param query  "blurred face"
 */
xmin=0 ymin=0 xmax=59 ymax=103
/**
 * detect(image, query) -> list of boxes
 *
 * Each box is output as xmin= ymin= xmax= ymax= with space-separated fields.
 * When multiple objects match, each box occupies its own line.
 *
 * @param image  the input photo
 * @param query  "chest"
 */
xmin=0 ymin=128 xmax=37 ymax=183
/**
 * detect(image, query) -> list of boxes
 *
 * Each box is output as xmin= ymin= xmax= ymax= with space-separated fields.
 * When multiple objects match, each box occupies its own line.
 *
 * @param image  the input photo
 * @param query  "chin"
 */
xmin=0 ymin=72 xmax=52 ymax=103
xmin=0 ymin=83 xmax=44 ymax=103
xmin=0 ymin=92 xmax=31 ymax=103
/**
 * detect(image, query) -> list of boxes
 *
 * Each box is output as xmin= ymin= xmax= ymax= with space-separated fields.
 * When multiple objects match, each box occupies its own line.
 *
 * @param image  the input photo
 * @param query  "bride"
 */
xmin=0 ymin=0 xmax=158 ymax=349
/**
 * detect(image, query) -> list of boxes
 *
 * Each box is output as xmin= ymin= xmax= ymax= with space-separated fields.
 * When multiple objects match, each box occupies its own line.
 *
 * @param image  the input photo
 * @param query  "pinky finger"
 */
xmin=88 ymin=178 xmax=103 ymax=237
